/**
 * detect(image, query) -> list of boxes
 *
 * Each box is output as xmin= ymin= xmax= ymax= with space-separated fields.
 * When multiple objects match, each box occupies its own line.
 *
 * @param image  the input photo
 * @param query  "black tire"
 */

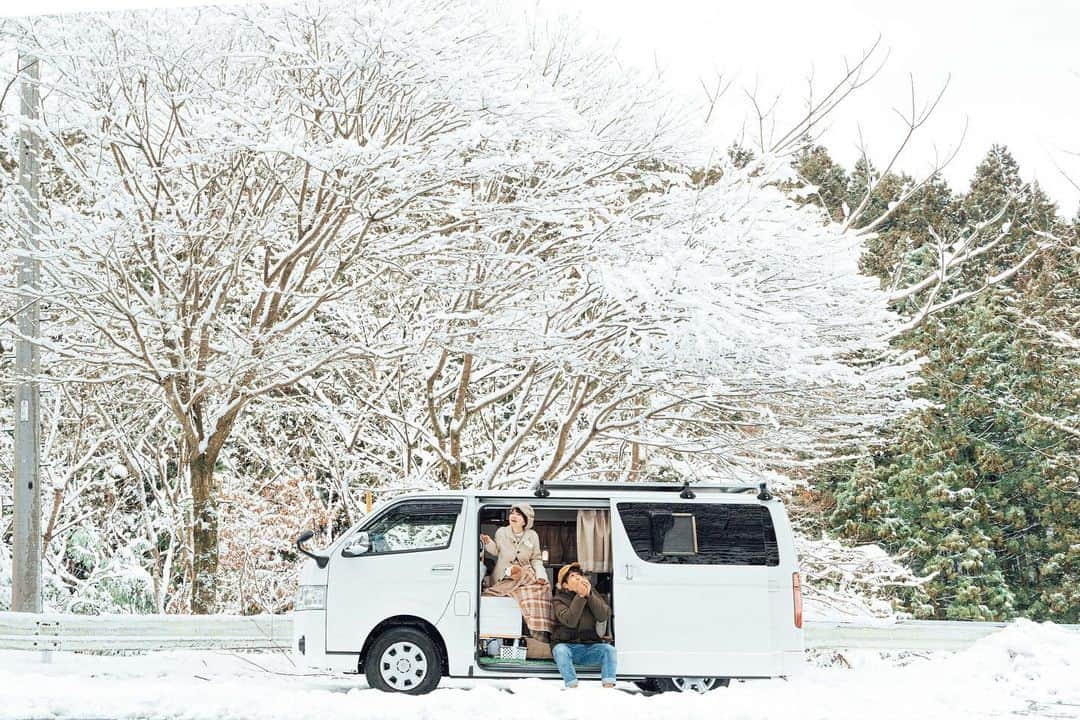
xmin=364 ymin=627 xmax=442 ymax=695
xmin=652 ymin=677 xmax=729 ymax=693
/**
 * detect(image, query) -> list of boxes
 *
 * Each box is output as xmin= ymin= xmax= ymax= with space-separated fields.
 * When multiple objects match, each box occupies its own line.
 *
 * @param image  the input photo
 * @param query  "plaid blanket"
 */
xmin=483 ymin=566 xmax=554 ymax=634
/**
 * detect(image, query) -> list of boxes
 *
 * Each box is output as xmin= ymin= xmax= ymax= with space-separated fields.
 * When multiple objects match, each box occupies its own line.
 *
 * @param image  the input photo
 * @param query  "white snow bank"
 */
xmin=0 ymin=620 xmax=1075 ymax=719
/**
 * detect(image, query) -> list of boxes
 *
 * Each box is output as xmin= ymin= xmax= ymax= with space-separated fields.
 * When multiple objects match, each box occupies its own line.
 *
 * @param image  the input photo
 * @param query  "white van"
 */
xmin=292 ymin=481 xmax=804 ymax=694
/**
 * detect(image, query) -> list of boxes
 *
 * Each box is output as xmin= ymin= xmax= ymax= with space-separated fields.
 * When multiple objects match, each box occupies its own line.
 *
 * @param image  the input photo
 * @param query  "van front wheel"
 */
xmin=365 ymin=627 xmax=442 ymax=695
xmin=654 ymin=677 xmax=729 ymax=693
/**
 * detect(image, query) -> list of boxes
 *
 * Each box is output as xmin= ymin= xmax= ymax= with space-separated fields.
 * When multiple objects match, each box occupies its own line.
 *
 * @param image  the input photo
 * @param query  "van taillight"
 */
xmin=792 ymin=572 xmax=803 ymax=629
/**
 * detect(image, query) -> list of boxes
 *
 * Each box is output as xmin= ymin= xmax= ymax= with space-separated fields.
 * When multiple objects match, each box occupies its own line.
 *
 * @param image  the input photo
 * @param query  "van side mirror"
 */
xmin=295 ymin=530 xmax=329 ymax=568
xmin=342 ymin=531 xmax=372 ymax=557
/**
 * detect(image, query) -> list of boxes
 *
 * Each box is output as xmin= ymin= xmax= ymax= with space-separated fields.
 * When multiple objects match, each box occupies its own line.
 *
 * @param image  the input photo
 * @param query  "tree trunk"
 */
xmin=190 ymin=453 xmax=219 ymax=614
xmin=630 ymin=441 xmax=643 ymax=482
xmin=446 ymin=352 xmax=474 ymax=490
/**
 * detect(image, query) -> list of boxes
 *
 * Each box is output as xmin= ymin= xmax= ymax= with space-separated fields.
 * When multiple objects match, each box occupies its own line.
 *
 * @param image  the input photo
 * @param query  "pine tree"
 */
xmin=793 ymin=144 xmax=848 ymax=222
xmin=858 ymin=172 xmax=959 ymax=288
xmin=824 ymin=146 xmax=1079 ymax=621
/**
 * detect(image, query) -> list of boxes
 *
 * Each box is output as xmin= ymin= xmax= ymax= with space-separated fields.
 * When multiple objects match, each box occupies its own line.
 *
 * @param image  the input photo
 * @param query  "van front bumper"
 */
xmin=292 ymin=609 xmax=360 ymax=673
xmin=292 ymin=610 xmax=327 ymax=668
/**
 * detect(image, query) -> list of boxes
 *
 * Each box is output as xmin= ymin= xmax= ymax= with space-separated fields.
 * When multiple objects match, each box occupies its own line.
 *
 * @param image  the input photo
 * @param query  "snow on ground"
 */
xmin=0 ymin=620 xmax=1076 ymax=720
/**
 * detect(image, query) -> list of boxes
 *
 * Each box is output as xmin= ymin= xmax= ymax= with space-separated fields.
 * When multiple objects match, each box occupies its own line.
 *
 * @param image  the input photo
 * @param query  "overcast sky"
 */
xmin=5 ymin=0 xmax=1078 ymax=215
xmin=536 ymin=0 xmax=1080 ymax=216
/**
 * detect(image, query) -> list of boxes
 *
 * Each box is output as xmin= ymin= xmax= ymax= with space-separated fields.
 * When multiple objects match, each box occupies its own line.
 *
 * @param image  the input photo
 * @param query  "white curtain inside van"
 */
xmin=576 ymin=509 xmax=611 ymax=573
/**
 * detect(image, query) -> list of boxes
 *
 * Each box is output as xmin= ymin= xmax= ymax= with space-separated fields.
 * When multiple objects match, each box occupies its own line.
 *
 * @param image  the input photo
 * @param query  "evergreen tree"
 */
xmin=793 ymin=144 xmax=848 ymax=223
xmin=793 ymin=145 xmax=959 ymax=284
xmin=857 ymin=172 xmax=959 ymax=287
xmin=822 ymin=145 xmax=1079 ymax=621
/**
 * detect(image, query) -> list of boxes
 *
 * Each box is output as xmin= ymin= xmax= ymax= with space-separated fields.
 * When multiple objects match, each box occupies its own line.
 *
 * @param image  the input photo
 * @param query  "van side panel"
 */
xmin=767 ymin=504 xmax=805 ymax=666
xmin=323 ymin=498 xmax=467 ymax=657
xmin=440 ymin=496 xmax=479 ymax=676
xmin=609 ymin=500 xmax=786 ymax=682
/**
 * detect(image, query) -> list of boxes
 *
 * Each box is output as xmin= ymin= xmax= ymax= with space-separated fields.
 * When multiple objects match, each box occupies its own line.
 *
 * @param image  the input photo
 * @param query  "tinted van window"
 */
xmin=616 ymin=503 xmax=779 ymax=566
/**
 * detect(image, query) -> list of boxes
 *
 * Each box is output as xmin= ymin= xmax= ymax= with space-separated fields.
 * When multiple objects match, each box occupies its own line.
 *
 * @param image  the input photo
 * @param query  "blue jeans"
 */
xmin=552 ymin=642 xmax=616 ymax=687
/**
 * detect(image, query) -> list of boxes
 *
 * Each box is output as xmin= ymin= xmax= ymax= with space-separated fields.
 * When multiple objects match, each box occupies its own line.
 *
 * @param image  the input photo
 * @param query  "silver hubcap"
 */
xmin=379 ymin=641 xmax=428 ymax=691
xmin=672 ymin=677 xmax=716 ymax=693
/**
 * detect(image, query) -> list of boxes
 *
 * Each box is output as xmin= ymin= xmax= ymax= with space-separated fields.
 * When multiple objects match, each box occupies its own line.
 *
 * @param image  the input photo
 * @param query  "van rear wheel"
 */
xmin=654 ymin=677 xmax=728 ymax=693
xmin=365 ymin=627 xmax=442 ymax=695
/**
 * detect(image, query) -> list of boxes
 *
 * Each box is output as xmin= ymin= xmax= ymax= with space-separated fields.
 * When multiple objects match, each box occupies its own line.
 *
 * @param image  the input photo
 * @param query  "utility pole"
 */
xmin=12 ymin=52 xmax=42 ymax=614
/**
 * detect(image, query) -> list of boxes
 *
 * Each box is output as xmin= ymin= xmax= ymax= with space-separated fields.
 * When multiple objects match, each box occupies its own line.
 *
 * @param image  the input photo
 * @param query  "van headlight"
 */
xmin=295 ymin=585 xmax=326 ymax=611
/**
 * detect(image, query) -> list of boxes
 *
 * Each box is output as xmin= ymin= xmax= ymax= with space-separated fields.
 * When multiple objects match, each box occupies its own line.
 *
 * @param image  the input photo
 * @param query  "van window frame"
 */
xmin=657 ymin=512 xmax=698 ymax=555
xmin=339 ymin=498 xmax=464 ymax=559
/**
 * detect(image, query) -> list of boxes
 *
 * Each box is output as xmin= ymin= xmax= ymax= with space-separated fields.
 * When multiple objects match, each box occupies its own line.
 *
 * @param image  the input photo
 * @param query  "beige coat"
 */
xmin=484 ymin=525 xmax=546 ymax=583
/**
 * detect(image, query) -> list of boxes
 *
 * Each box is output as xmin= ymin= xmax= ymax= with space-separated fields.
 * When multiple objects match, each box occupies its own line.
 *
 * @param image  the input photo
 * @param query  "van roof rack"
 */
xmin=532 ymin=479 xmax=765 ymax=500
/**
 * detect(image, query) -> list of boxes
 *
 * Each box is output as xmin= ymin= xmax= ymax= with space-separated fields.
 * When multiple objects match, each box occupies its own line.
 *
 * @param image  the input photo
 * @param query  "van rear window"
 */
xmin=616 ymin=503 xmax=780 ymax=566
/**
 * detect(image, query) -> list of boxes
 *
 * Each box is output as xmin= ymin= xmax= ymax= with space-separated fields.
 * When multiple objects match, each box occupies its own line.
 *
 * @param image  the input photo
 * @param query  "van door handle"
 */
xmin=624 ymin=564 xmax=634 ymax=580
xmin=431 ymin=564 xmax=455 ymax=575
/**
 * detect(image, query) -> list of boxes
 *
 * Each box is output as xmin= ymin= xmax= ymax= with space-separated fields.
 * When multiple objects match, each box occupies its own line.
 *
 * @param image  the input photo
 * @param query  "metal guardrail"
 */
xmin=0 ymin=612 xmax=291 ymax=652
xmin=803 ymin=618 xmax=1079 ymax=651
xmin=1 ymin=611 xmax=1076 ymax=653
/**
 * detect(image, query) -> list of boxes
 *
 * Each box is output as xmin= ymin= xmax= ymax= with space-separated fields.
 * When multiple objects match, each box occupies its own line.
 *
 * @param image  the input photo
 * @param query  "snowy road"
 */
xmin=0 ymin=620 xmax=1076 ymax=720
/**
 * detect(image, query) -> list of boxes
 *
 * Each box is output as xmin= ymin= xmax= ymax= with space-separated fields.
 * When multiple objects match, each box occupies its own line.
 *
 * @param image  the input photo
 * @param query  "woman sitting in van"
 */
xmin=481 ymin=503 xmax=553 ymax=639
xmin=481 ymin=503 xmax=547 ymax=585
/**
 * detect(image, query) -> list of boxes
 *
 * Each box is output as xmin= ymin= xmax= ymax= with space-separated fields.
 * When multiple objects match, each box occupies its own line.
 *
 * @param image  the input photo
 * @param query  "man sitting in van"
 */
xmin=552 ymin=562 xmax=616 ymax=689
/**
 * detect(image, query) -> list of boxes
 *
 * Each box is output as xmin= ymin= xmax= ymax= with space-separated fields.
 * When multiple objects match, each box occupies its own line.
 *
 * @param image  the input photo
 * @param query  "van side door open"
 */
xmin=325 ymin=499 xmax=465 ymax=654
xmin=611 ymin=500 xmax=781 ymax=678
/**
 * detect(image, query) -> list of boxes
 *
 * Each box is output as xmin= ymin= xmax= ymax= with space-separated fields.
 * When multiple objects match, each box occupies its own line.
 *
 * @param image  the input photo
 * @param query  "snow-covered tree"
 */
xmin=3 ymin=1 xmax=925 ymax=613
